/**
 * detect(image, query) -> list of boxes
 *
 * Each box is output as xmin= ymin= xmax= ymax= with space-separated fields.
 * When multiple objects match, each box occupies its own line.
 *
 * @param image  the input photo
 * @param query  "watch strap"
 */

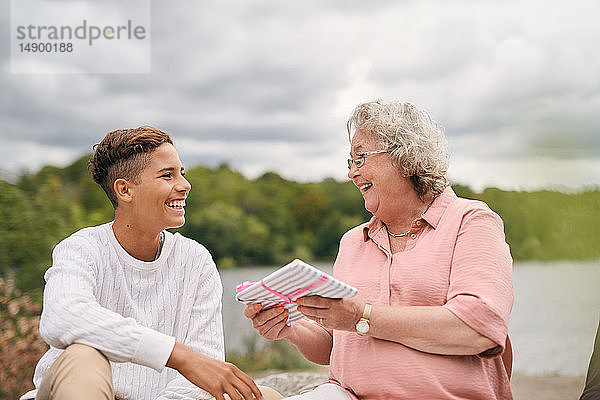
xmin=362 ymin=303 xmax=372 ymax=320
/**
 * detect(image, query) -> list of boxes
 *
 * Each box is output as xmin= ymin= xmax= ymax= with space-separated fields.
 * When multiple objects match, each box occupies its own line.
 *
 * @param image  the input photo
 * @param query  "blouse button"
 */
xmin=416 ymin=220 xmax=422 ymax=226
xmin=410 ymin=233 xmax=416 ymax=239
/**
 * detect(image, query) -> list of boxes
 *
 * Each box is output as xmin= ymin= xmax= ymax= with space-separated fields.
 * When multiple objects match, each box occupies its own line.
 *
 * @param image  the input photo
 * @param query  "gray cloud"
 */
xmin=1 ymin=0 xmax=598 ymax=189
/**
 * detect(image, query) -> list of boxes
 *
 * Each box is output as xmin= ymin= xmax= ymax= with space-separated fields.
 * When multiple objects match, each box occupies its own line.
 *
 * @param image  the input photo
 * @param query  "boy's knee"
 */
xmin=63 ymin=343 xmax=108 ymax=364
xmin=61 ymin=343 xmax=111 ymax=374
xmin=37 ymin=344 xmax=113 ymax=400
xmin=61 ymin=343 xmax=112 ymax=381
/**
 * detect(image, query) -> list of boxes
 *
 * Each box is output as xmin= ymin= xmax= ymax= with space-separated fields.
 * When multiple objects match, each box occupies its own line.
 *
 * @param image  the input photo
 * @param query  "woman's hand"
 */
xmin=296 ymin=296 xmax=365 ymax=332
xmin=243 ymin=304 xmax=294 ymax=340
xmin=243 ymin=303 xmax=335 ymax=365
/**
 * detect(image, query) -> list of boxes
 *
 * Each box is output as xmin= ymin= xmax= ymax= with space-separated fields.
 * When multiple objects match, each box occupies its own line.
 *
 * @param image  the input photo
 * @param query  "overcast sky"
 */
xmin=1 ymin=0 xmax=598 ymax=191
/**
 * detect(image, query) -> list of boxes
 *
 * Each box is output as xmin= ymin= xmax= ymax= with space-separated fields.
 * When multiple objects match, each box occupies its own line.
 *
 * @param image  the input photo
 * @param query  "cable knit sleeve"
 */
xmin=155 ymin=242 xmax=225 ymax=400
xmin=39 ymin=236 xmax=175 ymax=372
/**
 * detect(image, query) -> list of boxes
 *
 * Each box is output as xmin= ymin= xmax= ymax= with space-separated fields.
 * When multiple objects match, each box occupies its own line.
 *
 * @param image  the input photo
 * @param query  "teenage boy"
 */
xmin=20 ymin=127 xmax=265 ymax=400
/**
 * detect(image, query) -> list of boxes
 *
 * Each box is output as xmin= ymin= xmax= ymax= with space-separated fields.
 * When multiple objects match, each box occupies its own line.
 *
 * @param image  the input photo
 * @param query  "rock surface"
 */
xmin=254 ymin=371 xmax=587 ymax=400
xmin=255 ymin=371 xmax=329 ymax=397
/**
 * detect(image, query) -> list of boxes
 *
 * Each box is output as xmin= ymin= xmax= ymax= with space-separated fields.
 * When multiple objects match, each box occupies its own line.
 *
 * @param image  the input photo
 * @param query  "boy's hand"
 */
xmin=243 ymin=304 xmax=293 ymax=340
xmin=167 ymin=342 xmax=263 ymax=400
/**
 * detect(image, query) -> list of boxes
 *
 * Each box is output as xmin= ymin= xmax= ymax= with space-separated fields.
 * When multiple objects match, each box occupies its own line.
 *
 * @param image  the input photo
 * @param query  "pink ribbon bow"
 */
xmin=236 ymin=275 xmax=328 ymax=305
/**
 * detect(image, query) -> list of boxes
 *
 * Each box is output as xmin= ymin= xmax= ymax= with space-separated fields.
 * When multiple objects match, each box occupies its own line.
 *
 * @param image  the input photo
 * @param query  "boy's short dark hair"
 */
xmin=88 ymin=126 xmax=173 ymax=208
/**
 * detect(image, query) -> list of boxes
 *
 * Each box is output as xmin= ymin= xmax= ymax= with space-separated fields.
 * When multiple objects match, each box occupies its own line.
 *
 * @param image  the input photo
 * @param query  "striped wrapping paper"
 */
xmin=235 ymin=259 xmax=358 ymax=325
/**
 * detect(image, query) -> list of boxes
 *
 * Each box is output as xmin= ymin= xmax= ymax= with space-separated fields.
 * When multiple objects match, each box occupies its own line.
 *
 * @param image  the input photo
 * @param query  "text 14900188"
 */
xmin=18 ymin=43 xmax=73 ymax=53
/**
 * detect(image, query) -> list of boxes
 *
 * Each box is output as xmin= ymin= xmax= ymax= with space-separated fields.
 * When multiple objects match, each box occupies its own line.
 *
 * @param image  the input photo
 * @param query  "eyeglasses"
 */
xmin=347 ymin=150 xmax=388 ymax=169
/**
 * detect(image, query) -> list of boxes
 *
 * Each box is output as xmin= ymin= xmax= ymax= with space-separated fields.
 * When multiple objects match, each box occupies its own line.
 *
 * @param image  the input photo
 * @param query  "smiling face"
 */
xmin=126 ymin=143 xmax=191 ymax=231
xmin=347 ymin=129 xmax=413 ymax=220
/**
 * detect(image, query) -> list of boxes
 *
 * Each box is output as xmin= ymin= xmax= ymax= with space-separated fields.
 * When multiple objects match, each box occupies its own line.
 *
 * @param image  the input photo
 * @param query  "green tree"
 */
xmin=293 ymin=189 xmax=329 ymax=231
xmin=3 ymin=154 xmax=600 ymax=295
xmin=0 ymin=181 xmax=42 ymax=281
xmin=182 ymin=202 xmax=272 ymax=266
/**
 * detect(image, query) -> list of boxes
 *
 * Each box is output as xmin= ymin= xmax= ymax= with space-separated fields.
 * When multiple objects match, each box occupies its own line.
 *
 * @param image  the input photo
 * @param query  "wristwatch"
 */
xmin=355 ymin=303 xmax=372 ymax=335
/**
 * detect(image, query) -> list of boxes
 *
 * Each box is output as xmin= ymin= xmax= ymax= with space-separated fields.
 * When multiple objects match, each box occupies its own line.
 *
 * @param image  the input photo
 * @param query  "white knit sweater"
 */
xmin=20 ymin=222 xmax=224 ymax=400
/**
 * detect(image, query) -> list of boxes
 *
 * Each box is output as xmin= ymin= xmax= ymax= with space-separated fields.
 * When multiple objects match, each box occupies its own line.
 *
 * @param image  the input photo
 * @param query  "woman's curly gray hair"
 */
xmin=347 ymin=100 xmax=449 ymax=198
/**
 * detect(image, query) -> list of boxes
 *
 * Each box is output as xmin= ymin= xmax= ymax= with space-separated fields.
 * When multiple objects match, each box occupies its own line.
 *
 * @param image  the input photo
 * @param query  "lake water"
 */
xmin=220 ymin=261 xmax=600 ymax=376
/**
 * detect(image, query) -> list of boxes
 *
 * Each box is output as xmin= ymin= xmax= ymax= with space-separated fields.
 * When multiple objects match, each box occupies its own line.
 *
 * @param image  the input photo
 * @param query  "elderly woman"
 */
xmin=244 ymin=100 xmax=514 ymax=400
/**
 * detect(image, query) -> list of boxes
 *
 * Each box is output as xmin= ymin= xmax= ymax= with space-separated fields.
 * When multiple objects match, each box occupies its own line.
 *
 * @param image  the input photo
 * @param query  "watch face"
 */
xmin=356 ymin=320 xmax=369 ymax=334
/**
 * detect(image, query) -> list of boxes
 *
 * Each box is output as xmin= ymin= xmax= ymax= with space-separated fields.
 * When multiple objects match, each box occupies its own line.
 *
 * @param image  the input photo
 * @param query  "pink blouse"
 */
xmin=329 ymin=187 xmax=514 ymax=399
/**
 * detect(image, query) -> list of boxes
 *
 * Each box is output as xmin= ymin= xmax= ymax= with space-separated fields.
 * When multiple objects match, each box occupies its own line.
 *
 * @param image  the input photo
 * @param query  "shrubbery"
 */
xmin=2 ymin=157 xmax=600 ymax=293
xmin=0 ymin=279 xmax=47 ymax=399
